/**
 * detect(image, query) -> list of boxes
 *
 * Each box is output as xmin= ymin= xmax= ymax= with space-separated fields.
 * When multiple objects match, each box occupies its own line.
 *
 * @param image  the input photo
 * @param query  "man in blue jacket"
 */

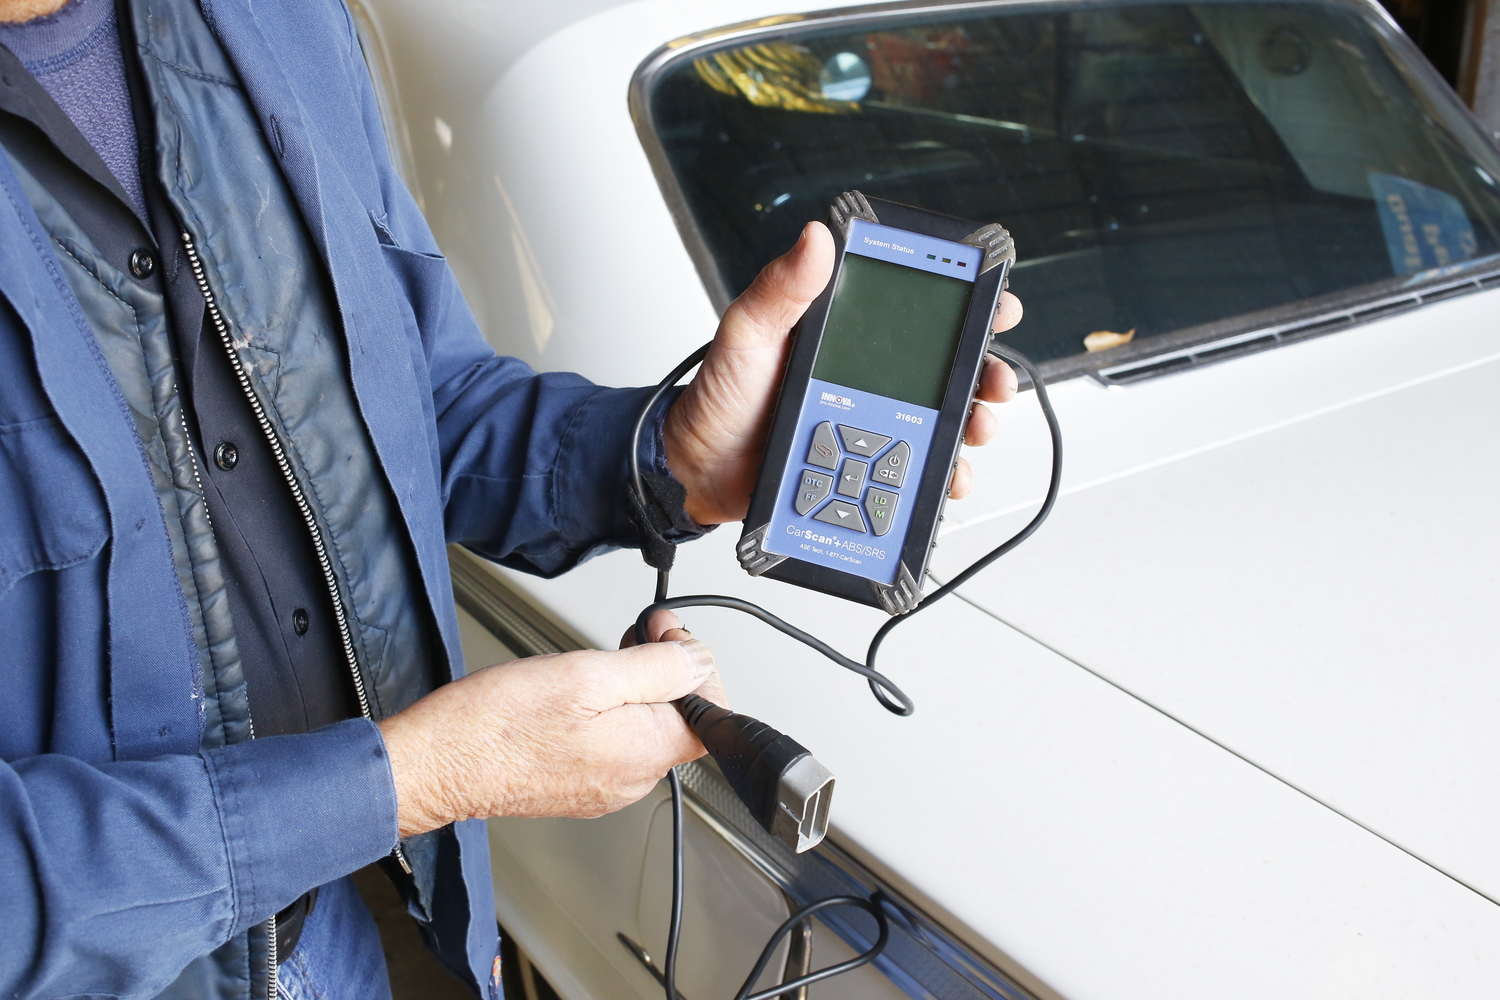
xmin=0 ymin=0 xmax=1023 ymax=997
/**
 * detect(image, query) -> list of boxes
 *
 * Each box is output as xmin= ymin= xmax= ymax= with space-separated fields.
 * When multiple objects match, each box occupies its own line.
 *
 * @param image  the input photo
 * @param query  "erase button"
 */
xmin=806 ymin=421 xmax=840 ymax=470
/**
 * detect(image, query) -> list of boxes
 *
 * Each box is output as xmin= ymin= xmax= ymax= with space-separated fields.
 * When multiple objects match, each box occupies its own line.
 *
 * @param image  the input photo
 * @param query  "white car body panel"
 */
xmin=934 ymin=301 xmax=1500 ymax=904
xmin=357 ymin=0 xmax=1500 ymax=995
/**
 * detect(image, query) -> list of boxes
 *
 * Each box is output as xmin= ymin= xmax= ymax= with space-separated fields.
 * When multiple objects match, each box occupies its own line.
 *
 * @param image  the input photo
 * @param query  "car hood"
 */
xmin=934 ymin=286 xmax=1500 ymax=901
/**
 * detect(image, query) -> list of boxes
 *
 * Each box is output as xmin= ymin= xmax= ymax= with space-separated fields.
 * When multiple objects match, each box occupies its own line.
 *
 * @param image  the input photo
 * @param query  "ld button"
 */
xmin=872 ymin=441 xmax=911 ymax=488
xmin=864 ymin=488 xmax=898 ymax=536
xmin=793 ymin=470 xmax=833 ymax=515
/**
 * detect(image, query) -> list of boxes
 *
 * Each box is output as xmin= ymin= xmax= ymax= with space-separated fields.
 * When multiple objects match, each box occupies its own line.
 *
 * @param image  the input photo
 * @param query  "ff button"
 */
xmin=793 ymin=470 xmax=833 ymax=515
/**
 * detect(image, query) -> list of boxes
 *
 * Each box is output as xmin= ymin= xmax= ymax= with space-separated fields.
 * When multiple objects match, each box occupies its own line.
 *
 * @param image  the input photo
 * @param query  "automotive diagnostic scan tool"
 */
xmin=737 ymin=191 xmax=1016 ymax=614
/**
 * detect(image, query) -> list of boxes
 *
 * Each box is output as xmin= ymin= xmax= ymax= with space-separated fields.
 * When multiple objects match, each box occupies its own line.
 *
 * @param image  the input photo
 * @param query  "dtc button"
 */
xmin=806 ymin=421 xmax=839 ymax=470
xmin=813 ymin=499 xmax=865 ymax=532
xmin=872 ymin=441 xmax=911 ymax=488
xmin=864 ymin=488 xmax=898 ymax=536
xmin=793 ymin=470 xmax=833 ymax=515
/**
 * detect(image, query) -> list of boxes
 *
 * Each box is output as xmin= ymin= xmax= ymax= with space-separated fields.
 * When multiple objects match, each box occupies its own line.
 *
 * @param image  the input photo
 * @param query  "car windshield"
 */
xmin=642 ymin=0 xmax=1500 ymax=373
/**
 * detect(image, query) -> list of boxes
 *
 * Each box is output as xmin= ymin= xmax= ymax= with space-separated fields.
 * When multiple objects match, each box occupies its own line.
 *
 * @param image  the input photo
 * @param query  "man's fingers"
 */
xmin=688 ymin=668 xmax=729 ymax=710
xmin=976 ymin=355 xmax=1018 ymax=404
xmin=964 ymin=400 xmax=997 ymax=446
xmin=640 ymin=701 xmax=710 ymax=764
xmin=948 ymin=456 xmax=974 ymax=499
xmin=716 ymin=222 xmax=835 ymax=347
xmin=657 ymin=623 xmax=729 ymax=708
xmin=589 ymin=639 xmax=715 ymax=707
xmin=992 ymin=291 xmax=1023 ymax=333
xmin=618 ymin=609 xmax=684 ymax=648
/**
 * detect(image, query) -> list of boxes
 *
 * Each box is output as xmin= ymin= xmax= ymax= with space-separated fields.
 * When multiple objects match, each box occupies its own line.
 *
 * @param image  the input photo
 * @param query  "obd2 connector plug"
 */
xmin=675 ymin=692 xmax=834 ymax=853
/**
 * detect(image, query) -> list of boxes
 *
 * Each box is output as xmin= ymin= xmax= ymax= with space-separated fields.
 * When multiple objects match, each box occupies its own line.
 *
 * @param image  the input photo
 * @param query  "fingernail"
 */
xmin=678 ymin=638 xmax=714 ymax=677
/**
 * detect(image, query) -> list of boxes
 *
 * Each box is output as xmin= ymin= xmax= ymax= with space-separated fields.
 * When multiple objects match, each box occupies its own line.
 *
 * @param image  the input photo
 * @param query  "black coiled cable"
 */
xmin=632 ymin=341 xmax=1062 ymax=998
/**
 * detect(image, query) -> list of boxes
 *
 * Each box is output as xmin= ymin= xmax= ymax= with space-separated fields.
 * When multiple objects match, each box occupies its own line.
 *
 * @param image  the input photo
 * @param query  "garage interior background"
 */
xmin=1385 ymin=0 xmax=1500 ymax=134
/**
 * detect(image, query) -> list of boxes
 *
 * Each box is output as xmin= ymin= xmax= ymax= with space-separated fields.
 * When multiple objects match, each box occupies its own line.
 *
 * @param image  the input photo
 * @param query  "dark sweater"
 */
xmin=0 ymin=0 xmax=144 ymax=213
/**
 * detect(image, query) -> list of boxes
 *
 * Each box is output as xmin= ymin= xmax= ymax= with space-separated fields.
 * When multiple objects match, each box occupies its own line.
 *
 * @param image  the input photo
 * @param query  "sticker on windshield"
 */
xmin=1368 ymin=172 xmax=1477 ymax=276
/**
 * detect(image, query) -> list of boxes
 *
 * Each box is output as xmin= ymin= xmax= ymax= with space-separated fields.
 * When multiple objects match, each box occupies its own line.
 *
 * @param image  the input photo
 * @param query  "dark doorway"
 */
xmin=1379 ymin=0 xmax=1476 ymax=89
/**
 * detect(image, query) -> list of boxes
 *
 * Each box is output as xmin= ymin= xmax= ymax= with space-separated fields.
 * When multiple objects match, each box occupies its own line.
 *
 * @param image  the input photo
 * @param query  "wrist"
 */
xmin=663 ymin=396 xmax=745 ymax=525
xmin=379 ymin=714 xmax=457 ymax=838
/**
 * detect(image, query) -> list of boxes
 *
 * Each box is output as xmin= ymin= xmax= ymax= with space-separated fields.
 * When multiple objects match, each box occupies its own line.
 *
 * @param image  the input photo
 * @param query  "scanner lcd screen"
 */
xmin=813 ymin=254 xmax=973 ymax=411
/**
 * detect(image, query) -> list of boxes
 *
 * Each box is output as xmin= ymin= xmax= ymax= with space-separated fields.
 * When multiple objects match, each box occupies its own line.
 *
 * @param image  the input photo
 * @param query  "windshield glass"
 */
xmin=645 ymin=0 xmax=1500 ymax=370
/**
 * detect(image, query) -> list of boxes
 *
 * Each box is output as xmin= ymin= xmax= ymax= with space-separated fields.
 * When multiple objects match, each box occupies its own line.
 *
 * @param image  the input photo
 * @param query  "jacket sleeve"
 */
xmin=341 ymin=38 xmax=707 ymax=578
xmin=0 ymin=718 xmax=399 ymax=1000
xmin=433 ymin=351 xmax=700 ymax=577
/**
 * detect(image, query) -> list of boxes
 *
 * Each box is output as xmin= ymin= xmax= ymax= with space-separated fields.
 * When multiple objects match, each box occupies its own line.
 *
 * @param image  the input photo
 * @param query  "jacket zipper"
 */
xmin=266 ymin=913 xmax=279 ymax=1000
xmin=180 ymin=231 xmax=412 ymax=998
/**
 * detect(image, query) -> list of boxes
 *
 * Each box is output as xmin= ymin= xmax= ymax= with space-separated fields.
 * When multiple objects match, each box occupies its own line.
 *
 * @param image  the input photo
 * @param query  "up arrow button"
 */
xmin=837 ymin=425 xmax=892 ymax=457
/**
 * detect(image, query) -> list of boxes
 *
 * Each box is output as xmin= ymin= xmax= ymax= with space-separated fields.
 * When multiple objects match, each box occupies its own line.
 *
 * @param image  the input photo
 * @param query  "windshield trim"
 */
xmin=629 ymin=0 xmax=1500 ymax=384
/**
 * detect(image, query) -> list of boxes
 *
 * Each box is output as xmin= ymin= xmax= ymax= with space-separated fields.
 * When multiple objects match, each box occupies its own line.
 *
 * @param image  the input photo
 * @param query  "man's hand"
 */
xmin=379 ymin=613 xmax=723 ymax=838
xmin=664 ymin=222 xmax=1024 ymax=525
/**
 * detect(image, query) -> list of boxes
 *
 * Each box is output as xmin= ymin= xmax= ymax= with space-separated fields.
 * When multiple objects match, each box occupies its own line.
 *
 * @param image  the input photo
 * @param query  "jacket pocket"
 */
xmin=0 ymin=416 xmax=110 ymax=595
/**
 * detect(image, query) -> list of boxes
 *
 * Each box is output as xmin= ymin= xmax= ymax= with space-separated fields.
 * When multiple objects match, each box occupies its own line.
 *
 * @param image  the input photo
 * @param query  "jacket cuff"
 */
xmin=202 ymin=718 xmax=398 ymax=932
xmin=556 ymin=385 xmax=712 ymax=567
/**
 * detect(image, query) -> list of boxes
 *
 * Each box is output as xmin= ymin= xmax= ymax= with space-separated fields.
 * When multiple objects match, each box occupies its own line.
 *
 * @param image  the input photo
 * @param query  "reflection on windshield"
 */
xmin=649 ymin=1 xmax=1500 ymax=366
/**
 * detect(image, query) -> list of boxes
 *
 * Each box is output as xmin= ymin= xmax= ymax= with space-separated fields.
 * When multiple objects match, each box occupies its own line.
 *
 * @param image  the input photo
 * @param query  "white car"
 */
xmin=350 ymin=0 xmax=1500 ymax=997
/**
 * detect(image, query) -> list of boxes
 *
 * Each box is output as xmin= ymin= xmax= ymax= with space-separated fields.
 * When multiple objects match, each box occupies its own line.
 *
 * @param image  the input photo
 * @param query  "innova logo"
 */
xmin=821 ymin=391 xmax=854 ymax=407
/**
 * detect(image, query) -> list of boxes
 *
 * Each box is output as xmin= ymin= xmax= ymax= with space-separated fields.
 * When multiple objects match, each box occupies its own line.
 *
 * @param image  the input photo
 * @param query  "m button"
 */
xmin=863 ymin=487 xmax=898 ymax=536
xmin=812 ymin=499 xmax=865 ymax=532
xmin=129 ymin=249 xmax=155 ymax=279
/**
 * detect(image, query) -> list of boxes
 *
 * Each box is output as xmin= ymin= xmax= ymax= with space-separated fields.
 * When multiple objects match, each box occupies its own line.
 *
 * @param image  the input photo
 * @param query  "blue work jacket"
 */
xmin=0 ymin=0 xmax=672 ymax=996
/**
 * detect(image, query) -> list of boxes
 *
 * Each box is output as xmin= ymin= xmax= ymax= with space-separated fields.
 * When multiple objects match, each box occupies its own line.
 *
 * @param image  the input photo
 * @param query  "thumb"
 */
xmin=717 ymin=222 xmax=835 ymax=348
xmin=590 ymin=638 xmax=715 ymax=707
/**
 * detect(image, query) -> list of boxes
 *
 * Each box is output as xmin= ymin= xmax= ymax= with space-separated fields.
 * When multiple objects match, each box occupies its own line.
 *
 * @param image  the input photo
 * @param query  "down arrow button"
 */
xmin=813 ymin=499 xmax=866 ymax=533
